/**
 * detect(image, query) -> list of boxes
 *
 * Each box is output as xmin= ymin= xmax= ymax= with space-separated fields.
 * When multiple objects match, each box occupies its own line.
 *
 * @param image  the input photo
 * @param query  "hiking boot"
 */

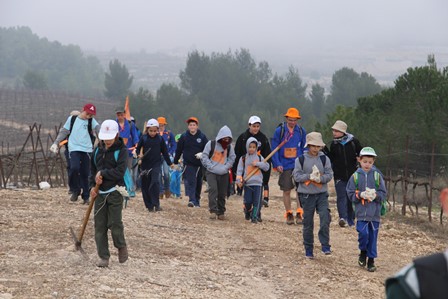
xmin=305 ymin=249 xmax=314 ymax=259
xmin=358 ymin=250 xmax=367 ymax=267
xmin=164 ymin=191 xmax=171 ymax=199
xmin=295 ymin=208 xmax=303 ymax=224
xmin=339 ymin=218 xmax=348 ymax=227
xmin=367 ymin=258 xmax=376 ymax=272
xmin=257 ymin=217 xmax=262 ymax=223
xmin=322 ymin=246 xmax=332 ymax=255
xmin=217 ymin=214 xmax=226 ymax=220
xmin=118 ymin=247 xmax=128 ymax=263
xmin=155 ymin=206 xmax=163 ymax=212
xmin=285 ymin=212 xmax=294 ymax=225
xmin=263 ymin=198 xmax=269 ymax=208
xmin=70 ymin=192 xmax=79 ymax=202
xmin=187 ymin=202 xmax=194 ymax=207
xmin=97 ymin=258 xmax=109 ymax=267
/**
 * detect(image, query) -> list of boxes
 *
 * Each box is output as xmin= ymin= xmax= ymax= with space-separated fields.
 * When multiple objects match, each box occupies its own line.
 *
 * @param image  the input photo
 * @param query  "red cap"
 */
xmin=186 ymin=117 xmax=199 ymax=124
xmin=83 ymin=103 xmax=96 ymax=115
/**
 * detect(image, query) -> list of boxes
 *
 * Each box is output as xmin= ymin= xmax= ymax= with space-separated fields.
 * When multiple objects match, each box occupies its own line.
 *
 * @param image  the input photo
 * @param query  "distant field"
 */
xmin=0 ymin=88 xmax=116 ymax=150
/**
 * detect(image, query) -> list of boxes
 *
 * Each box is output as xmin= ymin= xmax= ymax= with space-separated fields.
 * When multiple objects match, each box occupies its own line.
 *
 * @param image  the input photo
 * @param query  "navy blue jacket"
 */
xmin=136 ymin=134 xmax=172 ymax=170
xmin=174 ymin=129 xmax=208 ymax=167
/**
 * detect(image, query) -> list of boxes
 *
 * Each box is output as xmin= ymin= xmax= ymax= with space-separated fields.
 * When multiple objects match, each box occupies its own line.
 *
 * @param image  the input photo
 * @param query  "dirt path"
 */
xmin=1 ymin=179 xmax=447 ymax=298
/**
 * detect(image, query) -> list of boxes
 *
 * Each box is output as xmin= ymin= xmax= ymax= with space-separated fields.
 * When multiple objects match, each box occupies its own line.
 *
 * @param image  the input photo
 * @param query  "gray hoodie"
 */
xmin=292 ymin=151 xmax=333 ymax=194
xmin=201 ymin=125 xmax=236 ymax=175
xmin=235 ymin=137 xmax=270 ymax=186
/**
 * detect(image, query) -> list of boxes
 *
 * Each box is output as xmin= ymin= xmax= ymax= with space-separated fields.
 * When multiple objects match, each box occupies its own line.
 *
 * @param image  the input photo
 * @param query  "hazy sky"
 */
xmin=1 ymin=0 xmax=447 ymax=54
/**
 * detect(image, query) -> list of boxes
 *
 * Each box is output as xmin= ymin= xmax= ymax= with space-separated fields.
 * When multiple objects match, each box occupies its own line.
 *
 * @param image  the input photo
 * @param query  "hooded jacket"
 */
xmin=201 ymin=125 xmax=236 ymax=175
xmin=235 ymin=137 xmax=269 ymax=186
xmin=292 ymin=151 xmax=333 ymax=194
xmin=90 ymin=138 xmax=127 ymax=192
xmin=346 ymin=166 xmax=387 ymax=222
xmin=327 ymin=133 xmax=362 ymax=181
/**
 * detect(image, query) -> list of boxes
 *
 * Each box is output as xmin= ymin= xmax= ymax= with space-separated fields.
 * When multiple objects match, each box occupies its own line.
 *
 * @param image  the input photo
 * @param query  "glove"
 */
xmin=195 ymin=152 xmax=203 ymax=159
xmin=50 ymin=144 xmax=58 ymax=153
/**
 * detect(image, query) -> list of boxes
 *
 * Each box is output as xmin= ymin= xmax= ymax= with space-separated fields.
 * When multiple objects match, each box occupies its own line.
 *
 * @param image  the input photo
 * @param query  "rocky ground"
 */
xmin=1 ymin=177 xmax=447 ymax=299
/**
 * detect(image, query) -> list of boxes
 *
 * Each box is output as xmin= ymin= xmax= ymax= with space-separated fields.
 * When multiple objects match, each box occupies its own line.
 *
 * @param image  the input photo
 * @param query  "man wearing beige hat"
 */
xmin=326 ymin=120 xmax=362 ymax=227
xmin=271 ymin=107 xmax=307 ymax=225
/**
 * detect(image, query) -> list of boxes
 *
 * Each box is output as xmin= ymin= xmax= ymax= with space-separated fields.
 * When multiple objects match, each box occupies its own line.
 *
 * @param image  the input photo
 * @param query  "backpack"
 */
xmin=353 ymin=171 xmax=387 ymax=216
xmin=208 ymin=140 xmax=231 ymax=159
xmin=298 ymin=154 xmax=327 ymax=169
xmin=278 ymin=122 xmax=304 ymax=141
xmin=94 ymin=147 xmax=135 ymax=198
xmin=67 ymin=115 xmax=95 ymax=147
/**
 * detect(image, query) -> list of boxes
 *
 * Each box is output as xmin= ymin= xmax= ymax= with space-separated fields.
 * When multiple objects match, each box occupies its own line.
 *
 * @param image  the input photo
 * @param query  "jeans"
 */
xmin=300 ymin=192 xmax=331 ymax=251
xmin=159 ymin=159 xmax=170 ymax=194
xmin=335 ymin=180 xmax=355 ymax=226
xmin=183 ymin=165 xmax=203 ymax=206
xmin=94 ymin=191 xmax=126 ymax=260
xmin=69 ymin=151 xmax=91 ymax=200
xmin=357 ymin=220 xmax=379 ymax=258
xmin=243 ymin=185 xmax=262 ymax=220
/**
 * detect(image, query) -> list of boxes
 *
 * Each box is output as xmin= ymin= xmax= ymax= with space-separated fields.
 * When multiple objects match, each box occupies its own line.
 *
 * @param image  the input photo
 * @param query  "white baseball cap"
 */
xmin=248 ymin=115 xmax=261 ymax=125
xmin=99 ymin=120 xmax=119 ymax=140
xmin=146 ymin=118 xmax=159 ymax=128
xmin=360 ymin=147 xmax=377 ymax=157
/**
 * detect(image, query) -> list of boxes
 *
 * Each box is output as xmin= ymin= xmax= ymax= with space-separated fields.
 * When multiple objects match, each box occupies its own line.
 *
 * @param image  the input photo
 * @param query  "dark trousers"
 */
xmin=141 ymin=166 xmax=161 ymax=210
xmin=300 ymin=192 xmax=331 ymax=251
xmin=94 ymin=191 xmax=126 ymax=260
xmin=243 ymin=185 xmax=262 ymax=220
xmin=335 ymin=180 xmax=355 ymax=226
xmin=69 ymin=151 xmax=90 ymax=200
xmin=206 ymin=171 xmax=229 ymax=215
xmin=184 ymin=165 xmax=203 ymax=206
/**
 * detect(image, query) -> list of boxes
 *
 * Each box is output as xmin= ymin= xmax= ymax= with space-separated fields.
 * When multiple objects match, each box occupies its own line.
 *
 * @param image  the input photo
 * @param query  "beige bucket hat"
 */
xmin=305 ymin=132 xmax=326 ymax=147
xmin=331 ymin=120 xmax=347 ymax=134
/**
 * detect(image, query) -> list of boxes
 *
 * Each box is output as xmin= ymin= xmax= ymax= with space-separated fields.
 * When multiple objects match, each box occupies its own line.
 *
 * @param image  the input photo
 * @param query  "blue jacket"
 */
xmin=136 ymin=134 xmax=171 ymax=170
xmin=116 ymin=119 xmax=140 ymax=157
xmin=160 ymin=130 xmax=177 ymax=156
xmin=346 ymin=166 xmax=387 ymax=222
xmin=271 ymin=123 xmax=307 ymax=171
xmin=173 ymin=129 xmax=208 ymax=167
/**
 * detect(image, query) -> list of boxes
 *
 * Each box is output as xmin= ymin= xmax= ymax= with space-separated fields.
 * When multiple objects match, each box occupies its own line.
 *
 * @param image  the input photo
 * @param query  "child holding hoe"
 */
xmin=346 ymin=146 xmax=387 ymax=272
xmin=235 ymin=137 xmax=270 ymax=223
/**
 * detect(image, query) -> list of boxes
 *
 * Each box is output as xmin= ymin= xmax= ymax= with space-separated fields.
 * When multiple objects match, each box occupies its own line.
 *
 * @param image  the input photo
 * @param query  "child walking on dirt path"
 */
xmin=200 ymin=125 xmax=236 ymax=220
xmin=293 ymin=132 xmax=333 ymax=259
xmin=134 ymin=119 xmax=173 ymax=212
xmin=346 ymin=147 xmax=387 ymax=272
xmin=173 ymin=117 xmax=208 ymax=207
xmin=89 ymin=120 xmax=128 ymax=268
xmin=235 ymin=137 xmax=270 ymax=223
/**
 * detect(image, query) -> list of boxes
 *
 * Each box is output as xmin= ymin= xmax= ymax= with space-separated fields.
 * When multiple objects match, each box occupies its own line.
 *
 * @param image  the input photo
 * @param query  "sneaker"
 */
xmin=257 ymin=217 xmax=263 ymax=223
xmin=367 ymin=258 xmax=376 ymax=272
xmin=338 ymin=218 xmax=348 ymax=227
xmin=97 ymin=258 xmax=109 ymax=267
xmin=286 ymin=212 xmax=294 ymax=225
xmin=358 ymin=250 xmax=367 ymax=267
xmin=187 ymin=202 xmax=194 ymax=207
xmin=322 ymin=246 xmax=332 ymax=255
xmin=305 ymin=249 xmax=314 ymax=259
xmin=118 ymin=247 xmax=128 ymax=263
xmin=217 ymin=214 xmax=226 ymax=220
xmin=155 ymin=206 xmax=163 ymax=212
xmin=263 ymin=198 xmax=269 ymax=208
xmin=244 ymin=211 xmax=250 ymax=220
xmin=70 ymin=192 xmax=79 ymax=202
xmin=148 ymin=207 xmax=155 ymax=212
xmin=295 ymin=208 xmax=303 ymax=224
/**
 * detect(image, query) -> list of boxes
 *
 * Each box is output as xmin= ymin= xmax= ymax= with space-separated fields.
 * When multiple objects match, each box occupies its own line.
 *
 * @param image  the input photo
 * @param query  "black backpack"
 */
xmin=64 ymin=115 xmax=95 ymax=148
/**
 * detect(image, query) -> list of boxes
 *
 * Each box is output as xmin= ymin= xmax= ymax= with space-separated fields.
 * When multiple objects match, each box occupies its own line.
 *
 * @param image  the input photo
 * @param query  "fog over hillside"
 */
xmin=2 ymin=0 xmax=447 ymax=91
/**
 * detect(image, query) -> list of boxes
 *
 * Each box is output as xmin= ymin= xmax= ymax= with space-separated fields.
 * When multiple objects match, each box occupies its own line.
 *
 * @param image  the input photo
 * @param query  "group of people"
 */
xmin=51 ymin=104 xmax=388 ymax=274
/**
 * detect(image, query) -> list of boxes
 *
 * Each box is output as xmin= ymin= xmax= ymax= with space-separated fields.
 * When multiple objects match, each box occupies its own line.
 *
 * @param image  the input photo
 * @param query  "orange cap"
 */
xmin=186 ymin=117 xmax=199 ymax=124
xmin=284 ymin=107 xmax=300 ymax=119
xmin=157 ymin=117 xmax=167 ymax=125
